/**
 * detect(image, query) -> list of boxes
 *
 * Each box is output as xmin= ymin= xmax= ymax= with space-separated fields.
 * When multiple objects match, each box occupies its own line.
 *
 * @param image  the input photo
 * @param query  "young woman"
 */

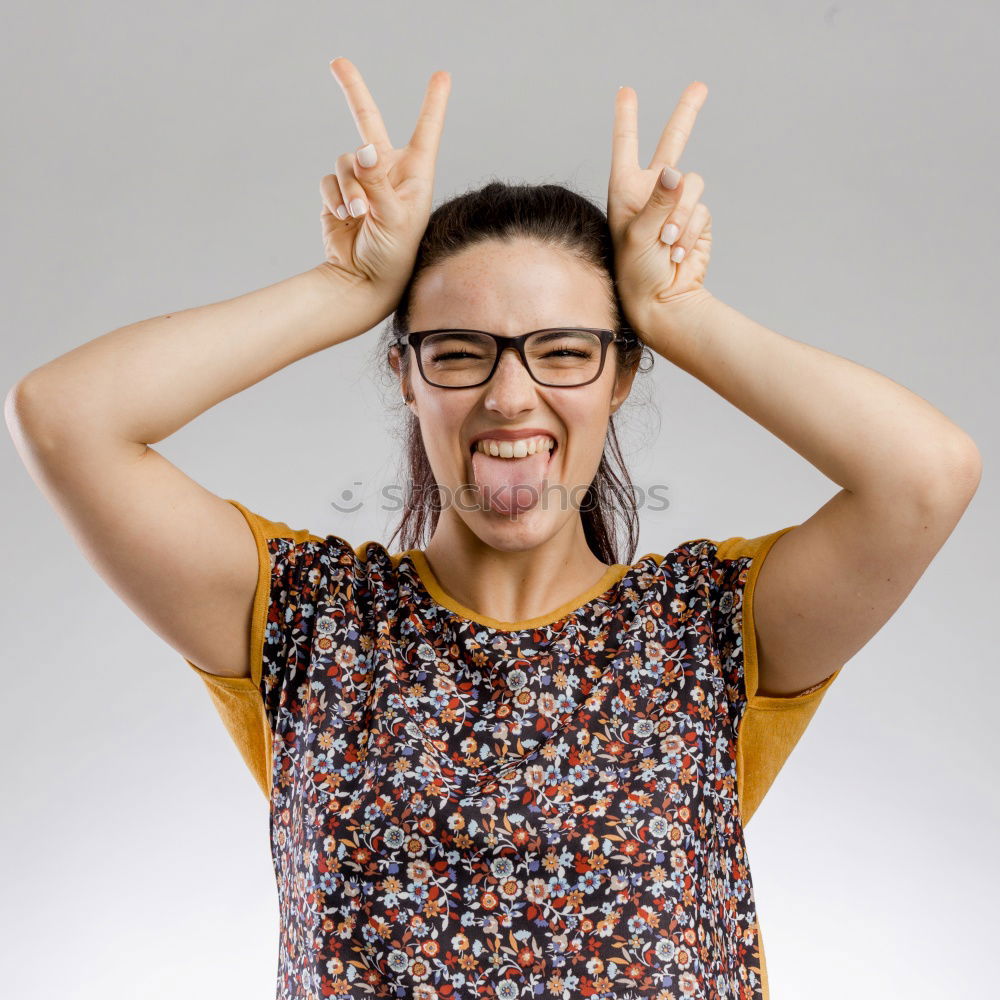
xmin=6 ymin=58 xmax=980 ymax=1000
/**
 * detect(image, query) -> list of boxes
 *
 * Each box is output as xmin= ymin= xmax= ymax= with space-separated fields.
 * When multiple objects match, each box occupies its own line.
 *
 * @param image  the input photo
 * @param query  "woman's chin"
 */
xmin=468 ymin=499 xmax=552 ymax=541
xmin=471 ymin=520 xmax=552 ymax=553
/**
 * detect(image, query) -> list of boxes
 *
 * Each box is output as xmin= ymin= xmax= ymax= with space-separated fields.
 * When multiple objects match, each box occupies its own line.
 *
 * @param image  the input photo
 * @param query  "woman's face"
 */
xmin=390 ymin=238 xmax=637 ymax=552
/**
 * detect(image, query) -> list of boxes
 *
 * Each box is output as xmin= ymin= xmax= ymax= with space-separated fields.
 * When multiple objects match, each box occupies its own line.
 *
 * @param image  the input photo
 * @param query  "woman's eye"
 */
xmin=432 ymin=351 xmax=478 ymax=362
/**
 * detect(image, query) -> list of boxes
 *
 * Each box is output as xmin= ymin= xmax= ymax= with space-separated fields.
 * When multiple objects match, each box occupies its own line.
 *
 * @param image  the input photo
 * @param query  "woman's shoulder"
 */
xmin=631 ymin=525 xmax=797 ymax=572
xmin=224 ymin=497 xmax=410 ymax=565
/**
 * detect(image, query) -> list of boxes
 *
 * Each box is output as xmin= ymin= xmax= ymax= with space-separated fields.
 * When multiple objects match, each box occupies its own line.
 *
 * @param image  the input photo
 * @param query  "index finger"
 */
xmin=406 ymin=70 xmax=452 ymax=162
xmin=610 ymin=86 xmax=639 ymax=180
xmin=329 ymin=57 xmax=393 ymax=149
xmin=647 ymin=81 xmax=709 ymax=171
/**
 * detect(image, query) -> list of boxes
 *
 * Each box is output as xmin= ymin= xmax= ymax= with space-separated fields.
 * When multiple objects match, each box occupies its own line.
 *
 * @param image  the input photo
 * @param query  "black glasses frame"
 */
xmin=394 ymin=327 xmax=630 ymax=389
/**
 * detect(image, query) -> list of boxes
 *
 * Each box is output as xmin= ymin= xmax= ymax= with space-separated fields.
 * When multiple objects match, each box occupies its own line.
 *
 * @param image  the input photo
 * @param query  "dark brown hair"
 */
xmin=373 ymin=179 xmax=656 ymax=565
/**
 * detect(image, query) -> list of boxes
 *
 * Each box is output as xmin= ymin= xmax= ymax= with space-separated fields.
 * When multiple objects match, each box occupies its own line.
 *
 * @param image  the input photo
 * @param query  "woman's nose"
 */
xmin=482 ymin=347 xmax=538 ymax=406
xmin=492 ymin=346 xmax=536 ymax=386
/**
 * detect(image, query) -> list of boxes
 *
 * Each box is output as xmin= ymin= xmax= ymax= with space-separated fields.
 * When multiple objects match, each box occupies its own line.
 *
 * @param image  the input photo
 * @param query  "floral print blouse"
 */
xmin=185 ymin=499 xmax=841 ymax=1000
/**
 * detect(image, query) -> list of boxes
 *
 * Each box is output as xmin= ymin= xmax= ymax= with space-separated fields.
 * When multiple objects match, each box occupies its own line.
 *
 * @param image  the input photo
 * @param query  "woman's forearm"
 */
xmin=8 ymin=262 xmax=383 ymax=448
xmin=640 ymin=294 xmax=981 ymax=506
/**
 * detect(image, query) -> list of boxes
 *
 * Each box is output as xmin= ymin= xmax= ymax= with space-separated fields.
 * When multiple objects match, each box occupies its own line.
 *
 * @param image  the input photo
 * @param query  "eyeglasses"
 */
xmin=394 ymin=327 xmax=632 ymax=389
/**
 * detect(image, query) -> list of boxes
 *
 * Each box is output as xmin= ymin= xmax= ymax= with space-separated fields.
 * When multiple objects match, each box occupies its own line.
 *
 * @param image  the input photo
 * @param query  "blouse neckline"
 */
xmin=403 ymin=548 xmax=632 ymax=632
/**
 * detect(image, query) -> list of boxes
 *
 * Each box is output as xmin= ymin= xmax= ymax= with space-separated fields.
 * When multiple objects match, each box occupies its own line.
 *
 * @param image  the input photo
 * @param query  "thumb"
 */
xmin=629 ymin=164 xmax=683 ymax=248
xmin=352 ymin=142 xmax=403 ymax=225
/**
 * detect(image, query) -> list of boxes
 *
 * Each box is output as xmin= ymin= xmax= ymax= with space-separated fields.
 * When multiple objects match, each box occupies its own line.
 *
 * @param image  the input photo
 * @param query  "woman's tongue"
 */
xmin=470 ymin=446 xmax=552 ymax=516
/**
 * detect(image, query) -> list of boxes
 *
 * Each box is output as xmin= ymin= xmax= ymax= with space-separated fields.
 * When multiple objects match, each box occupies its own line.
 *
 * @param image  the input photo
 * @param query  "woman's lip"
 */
xmin=468 ymin=428 xmax=559 ymax=447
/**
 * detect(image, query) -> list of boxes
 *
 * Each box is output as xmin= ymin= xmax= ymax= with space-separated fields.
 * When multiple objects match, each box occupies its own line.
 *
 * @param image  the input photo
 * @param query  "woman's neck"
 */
xmin=420 ymin=515 xmax=615 ymax=626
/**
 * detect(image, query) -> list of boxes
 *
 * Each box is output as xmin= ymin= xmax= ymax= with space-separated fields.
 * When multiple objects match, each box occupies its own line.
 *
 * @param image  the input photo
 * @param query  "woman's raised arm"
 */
xmin=4 ymin=59 xmax=451 ymax=679
xmin=4 ymin=267 xmax=385 ymax=679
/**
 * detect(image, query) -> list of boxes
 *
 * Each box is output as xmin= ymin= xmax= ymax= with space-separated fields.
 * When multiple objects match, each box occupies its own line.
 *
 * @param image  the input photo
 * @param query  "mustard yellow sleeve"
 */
xmin=712 ymin=527 xmax=843 ymax=827
xmin=183 ymin=498 xmax=324 ymax=801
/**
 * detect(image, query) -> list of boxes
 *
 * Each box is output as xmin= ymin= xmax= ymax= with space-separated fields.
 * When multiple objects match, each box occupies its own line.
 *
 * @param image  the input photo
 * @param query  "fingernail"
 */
xmin=356 ymin=143 xmax=377 ymax=168
xmin=660 ymin=222 xmax=679 ymax=245
xmin=670 ymin=245 xmax=686 ymax=263
xmin=660 ymin=165 xmax=682 ymax=190
xmin=335 ymin=204 xmax=349 ymax=220
xmin=349 ymin=197 xmax=367 ymax=217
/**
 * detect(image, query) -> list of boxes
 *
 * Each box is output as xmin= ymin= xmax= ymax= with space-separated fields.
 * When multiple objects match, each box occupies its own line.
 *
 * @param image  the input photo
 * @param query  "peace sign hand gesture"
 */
xmin=320 ymin=58 xmax=451 ymax=311
xmin=608 ymin=82 xmax=714 ymax=337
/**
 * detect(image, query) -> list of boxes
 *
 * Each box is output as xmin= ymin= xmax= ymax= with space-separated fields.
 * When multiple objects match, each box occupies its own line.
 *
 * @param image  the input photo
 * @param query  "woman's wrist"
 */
xmin=631 ymin=288 xmax=718 ymax=369
xmin=310 ymin=261 xmax=403 ymax=338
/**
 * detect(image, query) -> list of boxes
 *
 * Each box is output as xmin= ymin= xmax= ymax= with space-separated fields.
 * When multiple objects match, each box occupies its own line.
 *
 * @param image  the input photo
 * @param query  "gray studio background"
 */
xmin=2 ymin=2 xmax=996 ymax=997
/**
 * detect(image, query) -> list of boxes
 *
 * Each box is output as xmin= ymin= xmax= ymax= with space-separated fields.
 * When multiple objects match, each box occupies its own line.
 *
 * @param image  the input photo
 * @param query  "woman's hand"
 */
xmin=608 ymin=82 xmax=714 ymax=335
xmin=319 ymin=58 xmax=451 ymax=311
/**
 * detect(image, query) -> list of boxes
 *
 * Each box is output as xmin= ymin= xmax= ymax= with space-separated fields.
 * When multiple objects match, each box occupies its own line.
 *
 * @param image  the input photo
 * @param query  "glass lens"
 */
xmin=525 ymin=329 xmax=603 ymax=385
xmin=419 ymin=330 xmax=603 ymax=387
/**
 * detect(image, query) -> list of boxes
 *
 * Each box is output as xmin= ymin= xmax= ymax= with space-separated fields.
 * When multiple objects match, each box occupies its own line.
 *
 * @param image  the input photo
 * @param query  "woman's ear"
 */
xmin=610 ymin=360 xmax=639 ymax=413
xmin=389 ymin=345 xmax=417 ymax=412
